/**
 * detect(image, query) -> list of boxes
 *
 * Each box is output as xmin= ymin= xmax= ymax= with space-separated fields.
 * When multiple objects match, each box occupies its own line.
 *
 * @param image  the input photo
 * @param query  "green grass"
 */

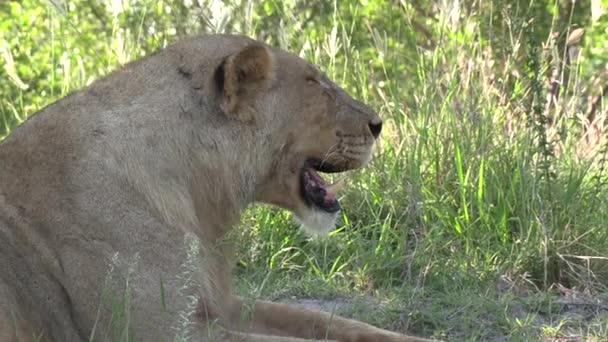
xmin=2 ymin=0 xmax=608 ymax=340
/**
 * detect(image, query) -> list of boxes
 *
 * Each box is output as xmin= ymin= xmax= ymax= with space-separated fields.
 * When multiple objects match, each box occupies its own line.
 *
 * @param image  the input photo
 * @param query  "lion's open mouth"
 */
xmin=300 ymin=160 xmax=346 ymax=213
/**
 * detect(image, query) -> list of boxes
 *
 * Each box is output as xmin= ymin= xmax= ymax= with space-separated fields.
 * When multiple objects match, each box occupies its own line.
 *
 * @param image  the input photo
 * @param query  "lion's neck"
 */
xmin=112 ymin=125 xmax=272 ymax=242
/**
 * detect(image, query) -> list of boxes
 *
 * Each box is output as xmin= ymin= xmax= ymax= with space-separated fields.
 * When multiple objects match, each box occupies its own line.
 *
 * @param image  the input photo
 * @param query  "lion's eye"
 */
xmin=306 ymin=76 xmax=319 ymax=84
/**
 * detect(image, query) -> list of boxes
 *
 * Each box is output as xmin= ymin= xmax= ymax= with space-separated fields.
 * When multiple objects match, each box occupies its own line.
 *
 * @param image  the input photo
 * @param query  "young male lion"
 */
xmin=0 ymin=34 xmax=434 ymax=341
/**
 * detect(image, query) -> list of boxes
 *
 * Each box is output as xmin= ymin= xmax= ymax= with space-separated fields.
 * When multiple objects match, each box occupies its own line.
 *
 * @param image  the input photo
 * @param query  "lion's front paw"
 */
xmin=340 ymin=331 xmax=435 ymax=342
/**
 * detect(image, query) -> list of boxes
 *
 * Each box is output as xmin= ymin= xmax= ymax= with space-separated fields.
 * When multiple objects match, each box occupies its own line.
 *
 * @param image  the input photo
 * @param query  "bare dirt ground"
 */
xmin=279 ymin=288 xmax=608 ymax=342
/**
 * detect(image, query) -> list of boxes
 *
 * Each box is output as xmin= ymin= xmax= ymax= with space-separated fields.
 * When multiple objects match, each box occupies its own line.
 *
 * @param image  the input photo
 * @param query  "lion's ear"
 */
xmin=218 ymin=43 xmax=275 ymax=122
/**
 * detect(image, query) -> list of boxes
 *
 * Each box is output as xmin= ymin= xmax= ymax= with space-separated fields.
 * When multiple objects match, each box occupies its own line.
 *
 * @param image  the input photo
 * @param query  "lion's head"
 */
xmin=208 ymin=40 xmax=382 ymax=235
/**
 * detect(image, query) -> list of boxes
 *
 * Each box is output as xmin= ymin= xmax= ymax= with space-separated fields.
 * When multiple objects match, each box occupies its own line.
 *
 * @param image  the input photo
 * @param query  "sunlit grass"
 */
xmin=1 ymin=1 xmax=607 ymax=340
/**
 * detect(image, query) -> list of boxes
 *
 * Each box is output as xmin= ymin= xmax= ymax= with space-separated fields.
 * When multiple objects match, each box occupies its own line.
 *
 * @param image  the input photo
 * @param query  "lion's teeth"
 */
xmin=325 ymin=178 xmax=345 ymax=197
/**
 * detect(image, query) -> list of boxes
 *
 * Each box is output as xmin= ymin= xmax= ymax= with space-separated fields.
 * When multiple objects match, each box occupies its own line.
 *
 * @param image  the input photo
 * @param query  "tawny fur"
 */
xmin=0 ymin=34 xmax=434 ymax=342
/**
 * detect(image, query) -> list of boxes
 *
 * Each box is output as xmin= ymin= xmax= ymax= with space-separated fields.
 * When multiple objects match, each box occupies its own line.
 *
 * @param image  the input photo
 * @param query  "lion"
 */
xmin=0 ymin=34 xmax=435 ymax=342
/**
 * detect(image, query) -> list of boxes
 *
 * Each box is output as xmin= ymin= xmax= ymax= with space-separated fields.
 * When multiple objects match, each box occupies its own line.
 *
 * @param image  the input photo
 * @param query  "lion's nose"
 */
xmin=368 ymin=118 xmax=382 ymax=139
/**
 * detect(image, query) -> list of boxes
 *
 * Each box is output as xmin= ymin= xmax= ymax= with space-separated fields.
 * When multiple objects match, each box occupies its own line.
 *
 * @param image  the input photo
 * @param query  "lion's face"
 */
xmin=214 ymin=42 xmax=381 ymax=234
xmin=224 ymin=46 xmax=382 ymax=234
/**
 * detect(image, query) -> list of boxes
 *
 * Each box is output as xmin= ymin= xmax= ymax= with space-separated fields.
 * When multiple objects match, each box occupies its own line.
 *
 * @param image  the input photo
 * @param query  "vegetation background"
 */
xmin=2 ymin=0 xmax=608 ymax=340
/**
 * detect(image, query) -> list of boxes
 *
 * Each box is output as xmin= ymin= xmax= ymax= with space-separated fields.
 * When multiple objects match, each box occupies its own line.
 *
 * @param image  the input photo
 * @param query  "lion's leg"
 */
xmin=224 ymin=297 xmax=435 ymax=342
xmin=0 ymin=300 xmax=48 ymax=342
xmin=219 ymin=329 xmax=337 ymax=342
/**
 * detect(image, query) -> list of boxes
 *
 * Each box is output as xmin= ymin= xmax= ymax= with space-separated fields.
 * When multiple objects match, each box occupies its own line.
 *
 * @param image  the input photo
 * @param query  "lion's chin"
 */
xmin=292 ymin=208 xmax=339 ymax=236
